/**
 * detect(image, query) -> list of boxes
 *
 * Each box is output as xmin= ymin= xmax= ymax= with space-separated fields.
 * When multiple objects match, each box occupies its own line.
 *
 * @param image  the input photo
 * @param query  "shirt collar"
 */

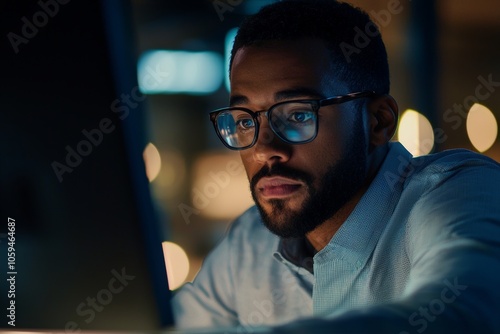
xmin=314 ymin=142 xmax=412 ymax=268
xmin=274 ymin=142 xmax=413 ymax=272
xmin=274 ymin=237 xmax=315 ymax=274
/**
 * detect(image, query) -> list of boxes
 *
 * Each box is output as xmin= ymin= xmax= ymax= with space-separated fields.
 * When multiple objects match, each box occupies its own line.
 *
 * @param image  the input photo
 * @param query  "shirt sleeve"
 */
xmin=172 ymin=224 xmax=238 ymax=329
xmin=273 ymin=159 xmax=500 ymax=334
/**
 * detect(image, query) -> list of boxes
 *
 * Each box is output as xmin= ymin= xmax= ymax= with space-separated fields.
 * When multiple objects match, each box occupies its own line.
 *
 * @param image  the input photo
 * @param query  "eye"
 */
xmin=236 ymin=118 xmax=255 ymax=130
xmin=288 ymin=111 xmax=314 ymax=123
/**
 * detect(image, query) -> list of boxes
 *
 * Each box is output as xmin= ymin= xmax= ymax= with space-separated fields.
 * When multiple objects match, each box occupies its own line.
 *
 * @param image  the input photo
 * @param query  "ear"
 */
xmin=367 ymin=94 xmax=398 ymax=148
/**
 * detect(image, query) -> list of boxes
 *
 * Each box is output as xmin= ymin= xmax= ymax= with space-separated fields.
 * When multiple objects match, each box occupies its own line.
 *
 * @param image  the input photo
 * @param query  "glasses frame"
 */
xmin=209 ymin=90 xmax=377 ymax=150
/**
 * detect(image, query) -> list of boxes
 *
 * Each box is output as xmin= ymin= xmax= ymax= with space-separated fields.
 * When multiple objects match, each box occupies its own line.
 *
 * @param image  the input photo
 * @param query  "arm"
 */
xmin=172 ymin=229 xmax=238 ymax=329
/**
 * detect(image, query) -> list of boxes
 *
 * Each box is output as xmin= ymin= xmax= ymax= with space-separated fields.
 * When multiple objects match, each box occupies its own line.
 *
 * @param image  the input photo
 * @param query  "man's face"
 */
xmin=230 ymin=39 xmax=369 ymax=238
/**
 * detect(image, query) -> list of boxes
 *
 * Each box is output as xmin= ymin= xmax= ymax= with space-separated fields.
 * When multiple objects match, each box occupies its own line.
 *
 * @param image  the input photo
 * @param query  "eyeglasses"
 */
xmin=209 ymin=91 xmax=377 ymax=150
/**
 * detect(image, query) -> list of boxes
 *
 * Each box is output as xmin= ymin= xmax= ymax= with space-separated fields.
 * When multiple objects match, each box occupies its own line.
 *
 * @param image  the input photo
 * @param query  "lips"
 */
xmin=255 ymin=176 xmax=303 ymax=198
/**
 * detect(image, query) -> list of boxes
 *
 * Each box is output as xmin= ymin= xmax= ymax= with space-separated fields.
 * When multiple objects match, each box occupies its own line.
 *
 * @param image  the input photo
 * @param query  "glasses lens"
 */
xmin=216 ymin=109 xmax=256 ymax=148
xmin=270 ymin=102 xmax=317 ymax=142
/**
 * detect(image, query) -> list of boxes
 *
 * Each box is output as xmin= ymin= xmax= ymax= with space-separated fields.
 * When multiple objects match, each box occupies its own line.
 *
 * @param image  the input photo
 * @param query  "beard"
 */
xmin=250 ymin=119 xmax=367 ymax=238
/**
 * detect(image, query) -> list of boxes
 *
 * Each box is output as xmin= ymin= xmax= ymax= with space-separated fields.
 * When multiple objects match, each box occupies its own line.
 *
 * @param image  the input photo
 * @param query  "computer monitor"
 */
xmin=0 ymin=0 xmax=173 ymax=330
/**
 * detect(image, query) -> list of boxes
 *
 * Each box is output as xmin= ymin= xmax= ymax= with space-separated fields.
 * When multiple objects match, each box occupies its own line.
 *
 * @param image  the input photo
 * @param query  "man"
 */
xmin=173 ymin=1 xmax=500 ymax=333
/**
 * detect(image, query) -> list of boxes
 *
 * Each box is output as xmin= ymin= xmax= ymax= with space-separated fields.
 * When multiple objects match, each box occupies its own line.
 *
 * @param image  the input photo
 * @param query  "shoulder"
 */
xmin=227 ymin=205 xmax=263 ymax=232
xmin=224 ymin=205 xmax=280 ymax=253
xmin=412 ymin=147 xmax=499 ymax=173
xmin=405 ymin=148 xmax=500 ymax=189
xmin=404 ymin=148 xmax=500 ymax=213
xmin=402 ymin=149 xmax=500 ymax=248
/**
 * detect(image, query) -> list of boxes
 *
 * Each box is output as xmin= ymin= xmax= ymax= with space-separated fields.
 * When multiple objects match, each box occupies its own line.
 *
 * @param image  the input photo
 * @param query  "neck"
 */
xmin=305 ymin=183 xmax=367 ymax=252
xmin=305 ymin=144 xmax=390 ymax=252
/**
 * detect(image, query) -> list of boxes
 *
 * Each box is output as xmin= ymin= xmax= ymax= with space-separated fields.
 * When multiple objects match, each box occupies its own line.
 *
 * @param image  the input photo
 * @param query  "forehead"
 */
xmin=230 ymin=39 xmax=343 ymax=99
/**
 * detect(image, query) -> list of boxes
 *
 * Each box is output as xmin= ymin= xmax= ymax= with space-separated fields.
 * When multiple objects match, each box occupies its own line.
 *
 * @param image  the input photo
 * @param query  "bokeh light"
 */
xmin=397 ymin=109 xmax=435 ymax=156
xmin=143 ymin=142 xmax=162 ymax=182
xmin=466 ymin=103 xmax=498 ymax=152
xmin=137 ymin=50 xmax=223 ymax=95
xmin=154 ymin=150 xmax=186 ymax=200
xmin=162 ymin=241 xmax=190 ymax=290
xmin=191 ymin=152 xmax=253 ymax=220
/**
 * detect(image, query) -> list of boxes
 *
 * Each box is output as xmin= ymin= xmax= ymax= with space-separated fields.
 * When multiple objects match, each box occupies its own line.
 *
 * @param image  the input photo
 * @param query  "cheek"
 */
xmin=299 ymin=126 xmax=350 ymax=179
xmin=311 ymin=153 xmax=335 ymax=179
xmin=315 ymin=111 xmax=357 ymax=156
xmin=309 ymin=130 xmax=343 ymax=163
xmin=293 ymin=144 xmax=335 ymax=185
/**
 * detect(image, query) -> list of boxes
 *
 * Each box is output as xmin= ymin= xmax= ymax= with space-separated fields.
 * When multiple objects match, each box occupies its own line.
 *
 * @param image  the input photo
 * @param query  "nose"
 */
xmin=251 ymin=117 xmax=292 ymax=165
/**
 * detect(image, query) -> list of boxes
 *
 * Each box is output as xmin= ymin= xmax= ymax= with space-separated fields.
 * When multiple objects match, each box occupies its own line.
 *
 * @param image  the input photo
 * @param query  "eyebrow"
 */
xmin=229 ymin=87 xmax=325 ymax=107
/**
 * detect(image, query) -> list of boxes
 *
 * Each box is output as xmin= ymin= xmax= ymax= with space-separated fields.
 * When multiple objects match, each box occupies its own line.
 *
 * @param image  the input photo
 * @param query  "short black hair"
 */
xmin=230 ymin=0 xmax=390 ymax=95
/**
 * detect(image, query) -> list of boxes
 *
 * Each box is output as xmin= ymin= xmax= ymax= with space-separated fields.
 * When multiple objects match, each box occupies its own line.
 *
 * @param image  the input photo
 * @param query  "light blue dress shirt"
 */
xmin=173 ymin=142 xmax=500 ymax=333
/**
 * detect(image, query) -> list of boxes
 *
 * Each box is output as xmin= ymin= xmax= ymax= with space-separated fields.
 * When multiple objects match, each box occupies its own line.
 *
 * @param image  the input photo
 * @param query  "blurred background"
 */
xmin=1 ymin=0 xmax=499 ymax=301
xmin=131 ymin=0 xmax=500 ymax=288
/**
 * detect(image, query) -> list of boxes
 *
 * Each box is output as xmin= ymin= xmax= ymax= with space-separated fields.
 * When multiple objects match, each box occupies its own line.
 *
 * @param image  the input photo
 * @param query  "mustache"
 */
xmin=250 ymin=164 xmax=313 ymax=190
